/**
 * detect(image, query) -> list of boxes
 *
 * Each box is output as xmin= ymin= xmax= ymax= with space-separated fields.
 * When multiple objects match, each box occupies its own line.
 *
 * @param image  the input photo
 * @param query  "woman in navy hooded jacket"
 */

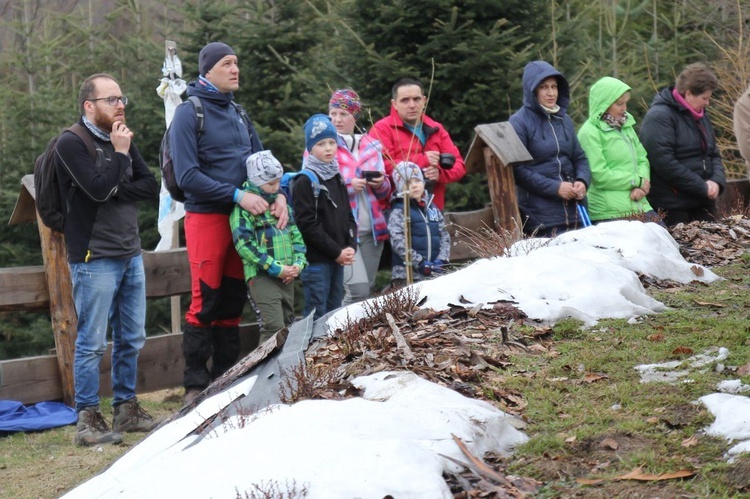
xmin=509 ymin=61 xmax=591 ymax=237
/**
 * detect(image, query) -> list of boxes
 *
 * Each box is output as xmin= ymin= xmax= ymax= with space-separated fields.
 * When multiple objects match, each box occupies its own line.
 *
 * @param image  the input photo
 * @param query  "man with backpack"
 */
xmin=169 ymin=42 xmax=288 ymax=404
xmin=53 ymin=73 xmax=160 ymax=445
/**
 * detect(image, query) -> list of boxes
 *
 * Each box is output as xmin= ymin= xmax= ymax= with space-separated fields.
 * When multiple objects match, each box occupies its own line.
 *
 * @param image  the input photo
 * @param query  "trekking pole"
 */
xmin=577 ymin=203 xmax=592 ymax=227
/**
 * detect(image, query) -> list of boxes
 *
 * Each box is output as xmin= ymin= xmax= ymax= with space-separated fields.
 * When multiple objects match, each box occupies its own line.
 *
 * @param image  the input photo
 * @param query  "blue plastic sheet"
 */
xmin=0 ymin=400 xmax=77 ymax=432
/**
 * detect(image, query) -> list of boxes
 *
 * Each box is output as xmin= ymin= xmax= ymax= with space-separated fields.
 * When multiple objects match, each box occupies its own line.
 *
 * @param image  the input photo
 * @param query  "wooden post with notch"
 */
xmin=31 ymin=188 xmax=77 ymax=406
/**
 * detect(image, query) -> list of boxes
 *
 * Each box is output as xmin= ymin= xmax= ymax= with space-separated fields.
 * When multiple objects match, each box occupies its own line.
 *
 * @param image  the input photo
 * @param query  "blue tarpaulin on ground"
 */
xmin=0 ymin=400 xmax=77 ymax=432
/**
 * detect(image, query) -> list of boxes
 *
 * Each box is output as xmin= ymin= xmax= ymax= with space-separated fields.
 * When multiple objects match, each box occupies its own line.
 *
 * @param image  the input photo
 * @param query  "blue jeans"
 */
xmin=300 ymin=261 xmax=344 ymax=321
xmin=70 ymin=254 xmax=146 ymax=411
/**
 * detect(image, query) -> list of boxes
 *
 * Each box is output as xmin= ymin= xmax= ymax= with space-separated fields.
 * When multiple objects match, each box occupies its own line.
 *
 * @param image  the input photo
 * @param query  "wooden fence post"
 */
xmin=35 ymin=216 xmax=77 ymax=407
xmin=483 ymin=147 xmax=522 ymax=238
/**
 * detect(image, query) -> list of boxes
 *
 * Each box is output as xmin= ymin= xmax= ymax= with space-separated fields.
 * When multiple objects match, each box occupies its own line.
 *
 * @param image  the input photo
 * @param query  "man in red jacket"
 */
xmin=369 ymin=77 xmax=466 ymax=210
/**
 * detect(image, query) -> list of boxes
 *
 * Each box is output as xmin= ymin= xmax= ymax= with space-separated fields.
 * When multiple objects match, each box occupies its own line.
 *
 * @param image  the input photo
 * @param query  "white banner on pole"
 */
xmin=155 ymin=40 xmax=187 ymax=251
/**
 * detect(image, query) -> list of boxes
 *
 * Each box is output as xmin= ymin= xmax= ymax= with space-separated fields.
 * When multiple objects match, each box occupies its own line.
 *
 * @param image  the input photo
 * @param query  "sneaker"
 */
xmin=75 ymin=407 xmax=123 ymax=446
xmin=112 ymin=398 xmax=160 ymax=433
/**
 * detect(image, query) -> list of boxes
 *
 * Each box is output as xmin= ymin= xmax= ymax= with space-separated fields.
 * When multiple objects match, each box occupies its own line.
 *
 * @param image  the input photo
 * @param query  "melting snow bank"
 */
xmin=64 ymin=371 xmax=528 ymax=499
xmin=634 ymin=347 xmax=729 ymax=384
xmin=700 ymin=393 xmax=750 ymax=462
xmin=330 ymin=221 xmax=719 ymax=329
xmin=635 ymin=347 xmax=750 ymax=461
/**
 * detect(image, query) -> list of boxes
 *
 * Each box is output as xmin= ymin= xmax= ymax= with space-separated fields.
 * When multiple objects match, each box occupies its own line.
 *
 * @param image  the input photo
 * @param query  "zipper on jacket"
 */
xmin=414 ymin=201 xmax=433 ymax=261
xmin=547 ymin=115 xmax=571 ymax=225
xmin=617 ymin=128 xmax=647 ymax=209
xmin=547 ymin=116 xmax=564 ymax=181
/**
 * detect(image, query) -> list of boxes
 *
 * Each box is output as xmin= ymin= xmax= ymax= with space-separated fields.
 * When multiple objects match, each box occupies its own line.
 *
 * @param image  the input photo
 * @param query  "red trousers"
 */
xmin=184 ymin=212 xmax=246 ymax=327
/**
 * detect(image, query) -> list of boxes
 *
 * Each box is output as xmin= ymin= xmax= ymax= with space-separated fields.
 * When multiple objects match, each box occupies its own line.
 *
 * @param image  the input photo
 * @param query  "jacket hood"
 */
xmin=522 ymin=60 xmax=570 ymax=114
xmin=587 ymin=76 xmax=631 ymax=124
xmin=650 ymin=86 xmax=681 ymax=110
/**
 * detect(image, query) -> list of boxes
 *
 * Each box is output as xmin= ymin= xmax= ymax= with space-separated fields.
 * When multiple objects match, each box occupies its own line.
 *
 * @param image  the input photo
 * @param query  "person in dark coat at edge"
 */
xmin=639 ymin=62 xmax=726 ymax=227
xmin=170 ymin=42 xmax=289 ymax=405
xmin=509 ymin=60 xmax=591 ymax=237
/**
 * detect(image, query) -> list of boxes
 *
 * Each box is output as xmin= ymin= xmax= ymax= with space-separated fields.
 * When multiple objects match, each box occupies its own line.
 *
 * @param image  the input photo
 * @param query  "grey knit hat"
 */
xmin=198 ymin=42 xmax=235 ymax=76
xmin=392 ymin=161 xmax=424 ymax=193
xmin=246 ymin=151 xmax=283 ymax=186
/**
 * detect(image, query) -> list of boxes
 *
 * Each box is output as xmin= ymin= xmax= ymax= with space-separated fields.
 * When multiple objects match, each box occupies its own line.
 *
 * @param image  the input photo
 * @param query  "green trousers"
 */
xmin=248 ymin=274 xmax=295 ymax=345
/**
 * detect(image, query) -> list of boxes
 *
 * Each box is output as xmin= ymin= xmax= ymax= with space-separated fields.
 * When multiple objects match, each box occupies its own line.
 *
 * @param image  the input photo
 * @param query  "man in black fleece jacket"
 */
xmin=54 ymin=73 xmax=159 ymax=446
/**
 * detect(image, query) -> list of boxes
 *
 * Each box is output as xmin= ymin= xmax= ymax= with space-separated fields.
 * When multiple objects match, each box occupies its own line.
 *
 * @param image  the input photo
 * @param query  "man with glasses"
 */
xmin=54 ymin=73 xmax=160 ymax=445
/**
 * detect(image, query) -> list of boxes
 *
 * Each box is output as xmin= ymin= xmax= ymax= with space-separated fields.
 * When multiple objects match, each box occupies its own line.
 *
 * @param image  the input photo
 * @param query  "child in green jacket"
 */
xmin=230 ymin=151 xmax=307 ymax=345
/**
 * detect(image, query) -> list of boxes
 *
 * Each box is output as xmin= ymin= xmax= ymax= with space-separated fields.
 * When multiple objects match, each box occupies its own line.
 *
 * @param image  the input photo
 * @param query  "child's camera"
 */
xmin=361 ymin=171 xmax=382 ymax=182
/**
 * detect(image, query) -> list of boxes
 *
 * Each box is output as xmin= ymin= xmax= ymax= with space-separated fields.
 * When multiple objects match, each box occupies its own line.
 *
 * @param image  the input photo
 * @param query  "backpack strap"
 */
xmin=187 ymin=96 xmax=204 ymax=135
xmin=300 ymin=169 xmax=322 ymax=200
xmin=58 ymin=123 xmax=102 ymax=213
xmin=67 ymin=123 xmax=97 ymax=162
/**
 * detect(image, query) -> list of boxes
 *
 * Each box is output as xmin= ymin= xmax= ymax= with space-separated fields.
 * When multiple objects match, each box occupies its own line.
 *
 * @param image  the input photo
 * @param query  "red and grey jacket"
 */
xmin=368 ymin=106 xmax=466 ymax=210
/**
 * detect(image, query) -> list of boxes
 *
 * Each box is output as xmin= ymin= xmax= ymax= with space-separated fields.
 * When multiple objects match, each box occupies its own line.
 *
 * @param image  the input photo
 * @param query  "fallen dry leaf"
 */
xmin=672 ymin=346 xmax=694 ymax=355
xmin=576 ymin=466 xmax=696 ymax=485
xmin=737 ymin=362 xmax=750 ymax=376
xmin=617 ymin=466 xmax=696 ymax=481
xmin=690 ymin=265 xmax=704 ymax=277
xmin=583 ymin=372 xmax=609 ymax=383
xmin=681 ymin=435 xmax=699 ymax=448
xmin=646 ymin=417 xmax=660 ymax=424
xmin=599 ymin=437 xmax=619 ymax=450
xmin=576 ymin=477 xmax=607 ymax=485
xmin=565 ymin=435 xmax=577 ymax=443
xmin=693 ymin=299 xmax=725 ymax=308
xmin=647 ymin=333 xmax=665 ymax=342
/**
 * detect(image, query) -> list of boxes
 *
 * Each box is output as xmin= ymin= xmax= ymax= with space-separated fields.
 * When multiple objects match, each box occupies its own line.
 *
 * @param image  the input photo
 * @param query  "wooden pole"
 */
xmin=35 ymin=215 xmax=77 ymax=406
xmin=170 ymin=221 xmax=181 ymax=333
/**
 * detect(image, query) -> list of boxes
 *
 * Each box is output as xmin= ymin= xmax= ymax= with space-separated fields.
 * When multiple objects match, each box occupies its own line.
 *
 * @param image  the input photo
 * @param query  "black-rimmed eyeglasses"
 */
xmin=88 ymin=96 xmax=128 ymax=106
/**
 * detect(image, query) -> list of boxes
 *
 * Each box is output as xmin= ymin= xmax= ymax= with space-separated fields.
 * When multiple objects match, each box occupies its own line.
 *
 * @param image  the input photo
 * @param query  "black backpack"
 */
xmin=159 ymin=95 xmax=204 ymax=203
xmin=34 ymin=123 xmax=97 ymax=232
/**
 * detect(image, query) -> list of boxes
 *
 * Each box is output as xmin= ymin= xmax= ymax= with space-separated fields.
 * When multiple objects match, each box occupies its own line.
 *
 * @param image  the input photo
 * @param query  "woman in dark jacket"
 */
xmin=509 ymin=61 xmax=591 ymax=237
xmin=639 ymin=62 xmax=726 ymax=226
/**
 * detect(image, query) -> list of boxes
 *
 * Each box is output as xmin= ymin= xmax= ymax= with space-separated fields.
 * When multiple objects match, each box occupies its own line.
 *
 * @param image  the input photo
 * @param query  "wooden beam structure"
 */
xmin=0 ymin=324 xmax=260 ymax=404
xmin=465 ymin=122 xmax=532 ymax=236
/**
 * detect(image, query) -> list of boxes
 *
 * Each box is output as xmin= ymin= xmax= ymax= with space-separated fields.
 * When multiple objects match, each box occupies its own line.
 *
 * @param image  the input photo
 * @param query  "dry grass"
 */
xmin=707 ymin=1 xmax=750 ymax=179
xmin=0 ymin=388 xmax=183 ymax=499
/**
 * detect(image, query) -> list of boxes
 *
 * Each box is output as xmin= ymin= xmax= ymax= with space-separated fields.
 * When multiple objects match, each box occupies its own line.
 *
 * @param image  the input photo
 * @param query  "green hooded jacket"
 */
xmin=578 ymin=77 xmax=653 ymax=221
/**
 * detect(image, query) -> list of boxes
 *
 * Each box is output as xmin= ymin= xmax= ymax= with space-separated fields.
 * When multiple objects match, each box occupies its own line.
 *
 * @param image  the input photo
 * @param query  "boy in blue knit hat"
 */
xmin=293 ymin=114 xmax=357 ymax=321
xmin=230 ymin=150 xmax=308 ymax=345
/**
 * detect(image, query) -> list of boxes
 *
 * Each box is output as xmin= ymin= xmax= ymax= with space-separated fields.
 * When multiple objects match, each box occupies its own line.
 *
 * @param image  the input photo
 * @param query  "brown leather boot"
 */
xmin=112 ymin=398 xmax=159 ymax=433
xmin=75 ymin=406 xmax=123 ymax=446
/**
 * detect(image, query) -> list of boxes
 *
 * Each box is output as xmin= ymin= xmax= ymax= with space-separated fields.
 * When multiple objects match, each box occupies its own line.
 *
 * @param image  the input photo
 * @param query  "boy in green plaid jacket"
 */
xmin=230 ymin=151 xmax=307 ymax=345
